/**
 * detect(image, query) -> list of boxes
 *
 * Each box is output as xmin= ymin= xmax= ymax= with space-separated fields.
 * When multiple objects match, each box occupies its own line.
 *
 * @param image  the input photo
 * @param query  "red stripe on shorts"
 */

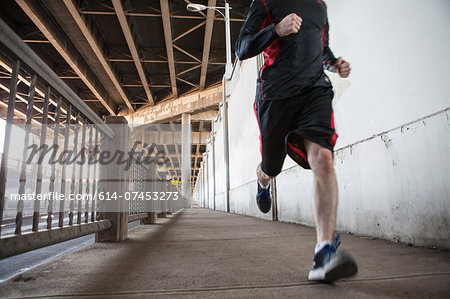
xmin=287 ymin=141 xmax=308 ymax=163
xmin=253 ymin=100 xmax=262 ymax=157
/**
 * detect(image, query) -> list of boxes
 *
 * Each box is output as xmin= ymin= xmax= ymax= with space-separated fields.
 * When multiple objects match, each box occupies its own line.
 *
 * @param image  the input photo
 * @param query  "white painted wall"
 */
xmin=327 ymin=0 xmax=450 ymax=148
xmin=193 ymin=0 xmax=450 ymax=248
xmin=277 ymin=111 xmax=450 ymax=247
xmin=228 ymin=59 xmax=273 ymax=220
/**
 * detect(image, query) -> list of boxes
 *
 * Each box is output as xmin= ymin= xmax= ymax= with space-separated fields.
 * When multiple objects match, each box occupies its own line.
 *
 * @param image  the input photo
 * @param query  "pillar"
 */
xmin=222 ymin=76 xmax=230 ymax=212
xmin=210 ymin=119 xmax=216 ymax=210
xmin=96 ymin=116 xmax=129 ymax=242
xmin=181 ymin=113 xmax=191 ymax=208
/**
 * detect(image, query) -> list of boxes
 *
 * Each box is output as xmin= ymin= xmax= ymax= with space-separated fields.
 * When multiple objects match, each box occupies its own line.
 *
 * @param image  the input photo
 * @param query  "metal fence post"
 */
xmin=157 ymin=171 xmax=167 ymax=218
xmin=15 ymin=73 xmax=37 ymax=234
xmin=142 ymin=161 xmax=156 ymax=224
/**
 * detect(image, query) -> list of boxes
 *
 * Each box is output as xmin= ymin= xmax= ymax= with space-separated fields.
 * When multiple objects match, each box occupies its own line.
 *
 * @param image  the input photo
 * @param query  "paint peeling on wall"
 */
xmin=381 ymin=134 xmax=392 ymax=149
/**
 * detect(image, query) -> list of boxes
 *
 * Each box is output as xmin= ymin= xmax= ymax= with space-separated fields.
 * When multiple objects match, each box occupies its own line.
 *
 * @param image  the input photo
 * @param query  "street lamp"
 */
xmin=186 ymin=2 xmax=232 ymax=76
xmin=187 ymin=2 xmax=233 ymax=213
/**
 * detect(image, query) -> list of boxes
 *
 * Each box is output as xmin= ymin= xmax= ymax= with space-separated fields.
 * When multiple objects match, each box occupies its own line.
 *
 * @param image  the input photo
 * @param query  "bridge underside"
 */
xmin=0 ymin=0 xmax=245 ymax=188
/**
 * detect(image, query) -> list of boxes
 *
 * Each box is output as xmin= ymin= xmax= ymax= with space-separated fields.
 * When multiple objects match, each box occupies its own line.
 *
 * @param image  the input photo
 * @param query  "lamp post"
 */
xmin=187 ymin=2 xmax=232 ymax=213
xmin=186 ymin=2 xmax=232 ymax=76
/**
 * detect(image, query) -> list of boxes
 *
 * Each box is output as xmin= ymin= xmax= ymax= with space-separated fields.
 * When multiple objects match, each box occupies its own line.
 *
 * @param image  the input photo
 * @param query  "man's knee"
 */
xmin=308 ymin=147 xmax=334 ymax=174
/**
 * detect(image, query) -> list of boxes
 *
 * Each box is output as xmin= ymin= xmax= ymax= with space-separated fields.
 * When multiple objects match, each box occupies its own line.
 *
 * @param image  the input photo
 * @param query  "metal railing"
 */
xmin=127 ymin=129 xmax=184 ymax=223
xmin=0 ymin=17 xmax=183 ymax=258
xmin=0 ymin=17 xmax=114 ymax=258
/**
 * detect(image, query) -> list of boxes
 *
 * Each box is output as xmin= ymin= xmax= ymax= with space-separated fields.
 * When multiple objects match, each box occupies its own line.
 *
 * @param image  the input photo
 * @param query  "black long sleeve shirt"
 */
xmin=235 ymin=0 xmax=337 ymax=101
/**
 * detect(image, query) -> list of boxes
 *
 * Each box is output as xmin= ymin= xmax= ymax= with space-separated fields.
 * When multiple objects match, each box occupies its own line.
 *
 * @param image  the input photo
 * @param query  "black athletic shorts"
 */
xmin=253 ymin=86 xmax=337 ymax=176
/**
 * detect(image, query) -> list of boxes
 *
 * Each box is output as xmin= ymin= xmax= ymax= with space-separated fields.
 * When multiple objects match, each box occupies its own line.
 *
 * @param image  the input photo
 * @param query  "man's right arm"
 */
xmin=235 ymin=1 xmax=278 ymax=61
xmin=236 ymin=2 xmax=303 ymax=61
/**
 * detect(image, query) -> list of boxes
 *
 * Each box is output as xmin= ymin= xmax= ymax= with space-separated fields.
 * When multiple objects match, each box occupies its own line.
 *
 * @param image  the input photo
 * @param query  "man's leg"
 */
xmin=285 ymin=88 xmax=356 ymax=281
xmin=255 ymin=163 xmax=275 ymax=213
xmin=253 ymin=98 xmax=293 ymax=214
xmin=304 ymin=139 xmax=357 ymax=282
xmin=303 ymin=139 xmax=338 ymax=244
xmin=257 ymin=162 xmax=274 ymax=188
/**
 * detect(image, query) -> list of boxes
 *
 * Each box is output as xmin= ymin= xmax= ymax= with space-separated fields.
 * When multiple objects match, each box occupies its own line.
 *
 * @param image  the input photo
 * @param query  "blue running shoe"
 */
xmin=308 ymin=235 xmax=358 ymax=282
xmin=256 ymin=182 xmax=271 ymax=213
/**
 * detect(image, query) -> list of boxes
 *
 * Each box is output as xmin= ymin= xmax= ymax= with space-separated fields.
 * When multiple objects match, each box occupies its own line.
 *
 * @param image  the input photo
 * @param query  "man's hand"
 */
xmin=275 ymin=13 xmax=302 ymax=37
xmin=335 ymin=57 xmax=351 ymax=78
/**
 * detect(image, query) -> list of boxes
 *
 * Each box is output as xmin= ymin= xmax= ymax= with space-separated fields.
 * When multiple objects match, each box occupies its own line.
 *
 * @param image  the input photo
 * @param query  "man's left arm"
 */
xmin=322 ymin=19 xmax=351 ymax=78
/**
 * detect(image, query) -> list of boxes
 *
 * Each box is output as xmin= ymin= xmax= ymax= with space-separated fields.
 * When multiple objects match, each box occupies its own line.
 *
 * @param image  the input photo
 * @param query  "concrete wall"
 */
xmin=327 ymin=0 xmax=450 ymax=148
xmin=125 ymin=86 xmax=222 ymax=124
xmin=193 ymin=0 xmax=450 ymax=248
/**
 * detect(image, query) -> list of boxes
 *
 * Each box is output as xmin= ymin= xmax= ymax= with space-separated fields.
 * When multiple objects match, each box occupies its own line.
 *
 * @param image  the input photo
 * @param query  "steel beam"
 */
xmin=173 ymin=45 xmax=201 ymax=63
xmin=0 ymin=57 xmax=77 ymax=124
xmin=23 ymin=39 xmax=50 ymax=43
xmin=79 ymin=10 xmax=246 ymax=22
xmin=112 ymin=0 xmax=154 ymax=105
xmin=109 ymin=58 xmax=225 ymax=65
xmin=200 ymin=0 xmax=216 ymax=90
xmin=178 ymin=64 xmax=201 ymax=76
xmin=15 ymin=0 xmax=116 ymax=115
xmin=173 ymin=21 xmax=206 ymax=43
xmin=177 ymin=76 xmax=198 ymax=88
xmin=0 ymin=17 xmax=115 ymax=137
xmin=63 ymin=0 xmax=134 ymax=111
xmin=160 ymin=0 xmax=178 ymax=98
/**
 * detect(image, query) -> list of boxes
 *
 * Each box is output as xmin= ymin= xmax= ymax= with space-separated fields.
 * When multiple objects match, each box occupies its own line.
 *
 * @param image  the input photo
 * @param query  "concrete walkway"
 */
xmin=0 ymin=208 xmax=449 ymax=298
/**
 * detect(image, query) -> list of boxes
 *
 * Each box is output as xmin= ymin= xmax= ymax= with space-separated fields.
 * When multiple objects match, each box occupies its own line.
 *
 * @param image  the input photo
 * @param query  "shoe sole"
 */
xmin=257 ymin=200 xmax=271 ymax=213
xmin=308 ymin=254 xmax=358 ymax=282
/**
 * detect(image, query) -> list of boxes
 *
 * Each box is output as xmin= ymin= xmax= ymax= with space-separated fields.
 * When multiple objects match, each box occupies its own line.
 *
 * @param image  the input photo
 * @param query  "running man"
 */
xmin=235 ymin=0 xmax=357 ymax=282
